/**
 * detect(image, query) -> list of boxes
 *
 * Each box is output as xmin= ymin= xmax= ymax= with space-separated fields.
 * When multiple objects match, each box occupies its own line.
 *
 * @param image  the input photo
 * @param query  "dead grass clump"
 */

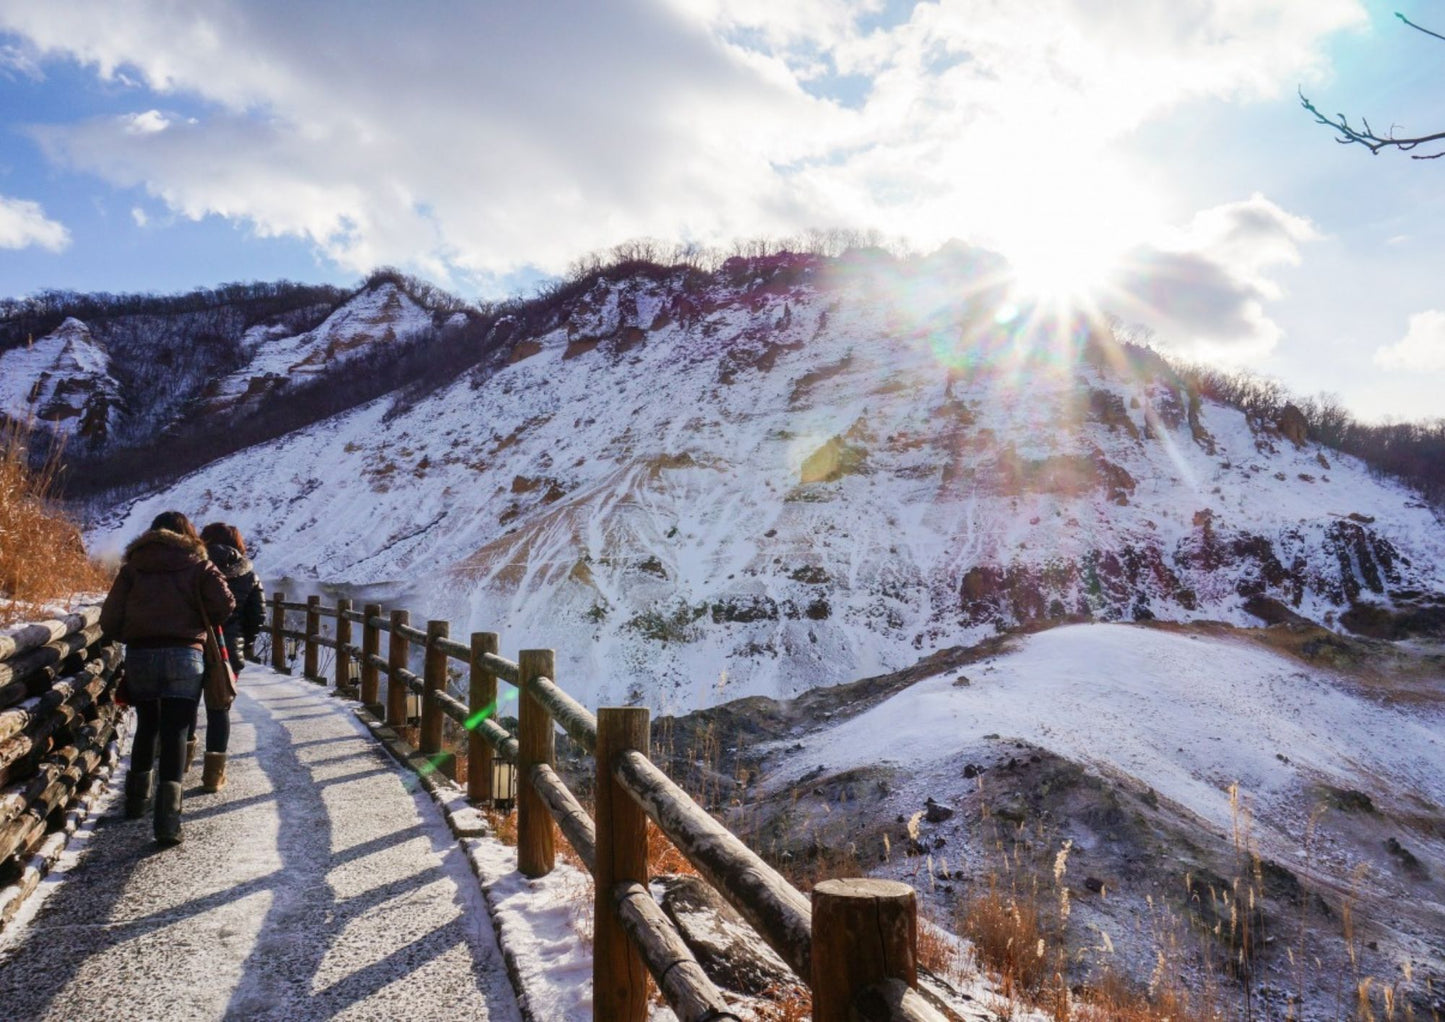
xmin=916 ymin=919 xmax=959 ymax=977
xmin=485 ymin=807 xmax=518 ymax=845
xmin=648 ymin=819 xmax=700 ymax=877
xmin=751 ymin=982 xmax=811 ymax=1021
xmin=0 ymin=419 xmax=110 ymax=623
xmin=960 ymin=875 xmax=1055 ymax=999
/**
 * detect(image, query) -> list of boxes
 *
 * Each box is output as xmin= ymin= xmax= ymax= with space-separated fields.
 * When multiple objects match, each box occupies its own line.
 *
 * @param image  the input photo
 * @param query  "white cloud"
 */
xmin=124 ymin=109 xmax=171 ymax=134
xmin=1106 ymin=195 xmax=1320 ymax=359
xmin=0 ymin=0 xmax=1364 ymax=291
xmin=130 ymin=206 xmax=148 ymax=227
xmin=0 ymin=194 xmax=70 ymax=251
xmin=1375 ymin=310 xmax=1445 ymax=373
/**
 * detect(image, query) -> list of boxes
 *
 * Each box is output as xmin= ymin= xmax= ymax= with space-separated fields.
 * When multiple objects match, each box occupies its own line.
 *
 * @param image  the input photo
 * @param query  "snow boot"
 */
xmin=124 ymin=769 xmax=153 ymax=819
xmin=184 ymin=738 xmax=197 ymax=772
xmin=154 ymin=782 xmax=184 ymax=846
xmin=202 ymin=752 xmax=227 ymax=793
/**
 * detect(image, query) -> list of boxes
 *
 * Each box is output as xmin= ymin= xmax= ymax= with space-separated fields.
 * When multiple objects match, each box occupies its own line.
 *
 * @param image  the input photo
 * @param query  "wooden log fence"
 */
xmin=264 ymin=592 xmax=941 ymax=1022
xmin=0 ymin=609 xmax=125 ymax=933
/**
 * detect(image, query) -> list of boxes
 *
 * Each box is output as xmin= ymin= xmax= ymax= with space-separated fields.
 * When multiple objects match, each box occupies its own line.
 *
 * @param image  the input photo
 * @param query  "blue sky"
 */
xmin=1 ymin=0 xmax=1442 ymax=422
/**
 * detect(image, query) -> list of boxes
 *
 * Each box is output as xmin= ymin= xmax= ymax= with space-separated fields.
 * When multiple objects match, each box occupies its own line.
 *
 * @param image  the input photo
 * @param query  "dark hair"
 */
xmin=149 ymin=511 xmax=198 ymax=541
xmin=200 ymin=522 xmax=246 ymax=555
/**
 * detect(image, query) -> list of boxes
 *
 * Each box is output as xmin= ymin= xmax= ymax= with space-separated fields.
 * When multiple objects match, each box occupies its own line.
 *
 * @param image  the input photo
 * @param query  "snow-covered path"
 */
xmin=0 ymin=668 xmax=524 ymax=1022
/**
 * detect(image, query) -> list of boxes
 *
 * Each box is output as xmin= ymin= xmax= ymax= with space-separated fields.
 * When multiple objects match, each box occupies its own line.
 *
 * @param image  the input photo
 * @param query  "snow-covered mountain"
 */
xmin=195 ymin=282 xmax=440 ymax=416
xmin=0 ymin=318 xmax=123 ymax=449
xmin=87 ymin=252 xmax=1445 ymax=711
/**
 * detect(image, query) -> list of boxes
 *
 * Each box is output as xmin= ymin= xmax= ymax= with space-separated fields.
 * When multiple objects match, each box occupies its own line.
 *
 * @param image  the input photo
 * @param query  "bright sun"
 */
xmin=978 ymin=159 xmax=1160 ymax=312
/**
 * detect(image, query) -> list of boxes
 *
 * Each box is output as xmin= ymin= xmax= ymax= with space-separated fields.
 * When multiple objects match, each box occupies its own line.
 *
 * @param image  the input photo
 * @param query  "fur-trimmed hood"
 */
xmin=206 ymin=542 xmax=254 ymax=580
xmin=123 ymin=528 xmax=208 ymax=573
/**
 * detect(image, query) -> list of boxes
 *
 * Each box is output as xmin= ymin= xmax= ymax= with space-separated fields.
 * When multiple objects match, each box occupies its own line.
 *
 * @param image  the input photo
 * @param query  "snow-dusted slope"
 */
xmin=90 ymin=257 xmax=1445 ymax=711
xmin=0 ymin=318 xmax=123 ymax=448
xmin=196 ymin=282 xmax=434 ymax=415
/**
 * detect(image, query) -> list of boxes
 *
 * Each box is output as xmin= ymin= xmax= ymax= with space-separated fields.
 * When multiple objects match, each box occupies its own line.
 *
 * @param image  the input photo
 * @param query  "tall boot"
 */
xmin=202 ymin=752 xmax=228 ymax=793
xmin=154 ymin=781 xmax=184 ymax=846
xmin=124 ymin=769 xmax=153 ymax=819
xmin=184 ymin=738 xmax=197 ymax=773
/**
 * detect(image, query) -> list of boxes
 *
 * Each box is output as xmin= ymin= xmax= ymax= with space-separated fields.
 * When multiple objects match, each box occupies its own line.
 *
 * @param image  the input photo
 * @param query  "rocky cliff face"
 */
xmin=89 ymin=253 xmax=1445 ymax=709
xmin=0 ymin=318 xmax=123 ymax=449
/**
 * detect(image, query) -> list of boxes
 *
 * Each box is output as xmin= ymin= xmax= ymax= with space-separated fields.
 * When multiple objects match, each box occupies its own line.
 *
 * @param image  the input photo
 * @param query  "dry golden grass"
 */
xmin=751 ymin=983 xmax=812 ymax=1021
xmin=960 ymin=873 xmax=1057 ymax=1000
xmin=485 ymin=807 xmax=518 ymax=845
xmin=648 ymin=819 xmax=700 ymax=877
xmin=0 ymin=419 xmax=110 ymax=624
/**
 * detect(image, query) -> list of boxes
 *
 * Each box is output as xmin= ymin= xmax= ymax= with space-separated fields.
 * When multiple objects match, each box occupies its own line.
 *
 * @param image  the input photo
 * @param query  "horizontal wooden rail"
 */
xmin=481 ymin=651 xmax=519 ymax=684
xmin=431 ymin=634 xmax=471 ymax=661
xmin=852 ymin=980 xmax=947 ymax=1022
xmin=475 ymin=717 xmax=518 ymax=761
xmin=613 ymin=881 xmax=742 ymax=1022
xmin=394 ymin=667 xmax=424 ymax=697
xmin=613 ymin=748 xmax=813 ymax=981
xmin=259 ymin=590 xmax=930 ymax=1022
xmin=526 ymin=674 xmax=597 ymax=753
xmin=531 ymin=762 xmax=596 ymax=872
xmin=429 ymin=687 xmax=470 ymax=726
xmin=394 ymin=621 xmax=428 ymax=645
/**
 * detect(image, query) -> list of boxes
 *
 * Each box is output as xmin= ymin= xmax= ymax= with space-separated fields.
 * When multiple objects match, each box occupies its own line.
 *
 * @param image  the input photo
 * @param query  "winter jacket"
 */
xmin=206 ymin=541 xmax=265 ymax=668
xmin=101 ymin=529 xmax=236 ymax=651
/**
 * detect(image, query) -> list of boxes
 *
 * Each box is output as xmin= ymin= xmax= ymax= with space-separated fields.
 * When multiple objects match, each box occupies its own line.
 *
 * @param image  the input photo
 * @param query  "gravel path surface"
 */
xmin=0 ymin=667 xmax=524 ymax=1022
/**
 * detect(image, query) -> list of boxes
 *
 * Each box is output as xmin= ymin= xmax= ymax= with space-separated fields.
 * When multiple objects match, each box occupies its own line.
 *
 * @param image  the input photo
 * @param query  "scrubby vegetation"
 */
xmin=0 ymin=420 xmax=109 ymax=623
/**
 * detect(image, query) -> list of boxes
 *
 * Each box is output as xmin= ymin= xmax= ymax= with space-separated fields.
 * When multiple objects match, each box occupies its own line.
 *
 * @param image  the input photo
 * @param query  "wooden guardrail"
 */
xmin=268 ymin=591 xmax=944 ymax=1022
xmin=0 ymin=608 xmax=124 ymax=933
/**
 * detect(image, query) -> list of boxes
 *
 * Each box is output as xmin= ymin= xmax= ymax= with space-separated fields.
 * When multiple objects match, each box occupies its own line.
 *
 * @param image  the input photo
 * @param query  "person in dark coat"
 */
xmin=190 ymin=522 xmax=265 ymax=791
xmin=101 ymin=511 xmax=234 ymax=845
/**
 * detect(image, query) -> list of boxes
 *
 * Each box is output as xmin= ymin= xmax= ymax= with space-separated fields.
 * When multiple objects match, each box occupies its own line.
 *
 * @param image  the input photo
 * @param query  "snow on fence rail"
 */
xmin=0 ymin=607 xmax=124 ymax=933
xmin=268 ymin=591 xmax=945 ymax=1022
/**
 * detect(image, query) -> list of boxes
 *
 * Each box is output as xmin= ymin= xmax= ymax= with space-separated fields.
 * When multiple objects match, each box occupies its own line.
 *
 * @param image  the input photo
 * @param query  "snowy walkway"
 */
xmin=0 ymin=667 xmax=524 ymax=1022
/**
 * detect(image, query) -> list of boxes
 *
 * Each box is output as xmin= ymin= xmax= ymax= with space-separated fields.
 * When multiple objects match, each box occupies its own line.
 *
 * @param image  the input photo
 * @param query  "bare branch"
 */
xmin=1300 ymin=12 xmax=1445 ymax=160
xmin=1396 ymin=11 xmax=1445 ymax=44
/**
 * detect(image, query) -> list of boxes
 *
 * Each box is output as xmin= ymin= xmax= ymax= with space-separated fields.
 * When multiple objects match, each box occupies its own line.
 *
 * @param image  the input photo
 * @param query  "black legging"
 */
xmin=186 ymin=704 xmax=232 ymax=753
xmin=131 ymin=698 xmax=198 ymax=784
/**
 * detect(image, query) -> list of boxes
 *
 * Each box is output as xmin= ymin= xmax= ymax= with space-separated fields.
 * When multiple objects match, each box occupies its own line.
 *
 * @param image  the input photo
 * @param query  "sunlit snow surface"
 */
xmin=90 ymin=267 xmax=1445 ymax=711
xmin=763 ymin=623 xmax=1445 ymax=842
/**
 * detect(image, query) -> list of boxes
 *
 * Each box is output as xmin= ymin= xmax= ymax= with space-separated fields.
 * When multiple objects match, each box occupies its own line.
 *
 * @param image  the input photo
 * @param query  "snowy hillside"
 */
xmin=88 ymin=254 xmax=1445 ymax=712
xmin=0 ymin=318 xmax=123 ymax=449
xmin=737 ymin=623 xmax=1445 ymax=1016
xmin=196 ymin=282 xmax=436 ymax=416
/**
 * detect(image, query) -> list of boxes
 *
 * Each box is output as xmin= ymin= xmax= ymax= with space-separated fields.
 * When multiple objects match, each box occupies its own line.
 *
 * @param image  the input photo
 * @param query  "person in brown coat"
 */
xmin=101 ymin=510 xmax=234 ymax=846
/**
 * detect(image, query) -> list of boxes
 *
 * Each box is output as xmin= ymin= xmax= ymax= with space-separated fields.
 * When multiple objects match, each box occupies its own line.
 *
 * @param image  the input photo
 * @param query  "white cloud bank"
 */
xmin=0 ymin=194 xmax=69 ymax=251
xmin=1107 ymin=195 xmax=1321 ymax=360
xmin=1375 ymin=310 xmax=1445 ymax=373
xmin=0 ymin=0 xmax=1361 ymax=305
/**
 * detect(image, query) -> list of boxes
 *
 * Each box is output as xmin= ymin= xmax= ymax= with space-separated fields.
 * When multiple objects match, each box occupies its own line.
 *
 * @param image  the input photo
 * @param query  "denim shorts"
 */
xmin=124 ymin=646 xmax=205 ymax=702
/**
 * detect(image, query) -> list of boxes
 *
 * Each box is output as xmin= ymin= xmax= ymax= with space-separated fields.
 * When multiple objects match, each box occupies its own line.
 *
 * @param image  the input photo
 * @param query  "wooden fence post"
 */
xmin=595 ymin=707 xmax=651 ymax=1022
xmin=517 ymin=649 xmax=555 ymax=878
xmin=361 ymin=603 xmax=382 ymax=714
xmin=334 ymin=597 xmax=352 ymax=692
xmin=304 ymin=595 xmax=321 ymax=681
xmin=270 ymin=591 xmax=287 ymax=672
xmin=468 ymin=632 xmax=498 ymax=803
xmin=387 ymin=609 xmax=410 ymax=728
xmin=420 ymin=620 xmax=452 ymax=777
xmin=810 ymin=878 xmax=918 ymax=1022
